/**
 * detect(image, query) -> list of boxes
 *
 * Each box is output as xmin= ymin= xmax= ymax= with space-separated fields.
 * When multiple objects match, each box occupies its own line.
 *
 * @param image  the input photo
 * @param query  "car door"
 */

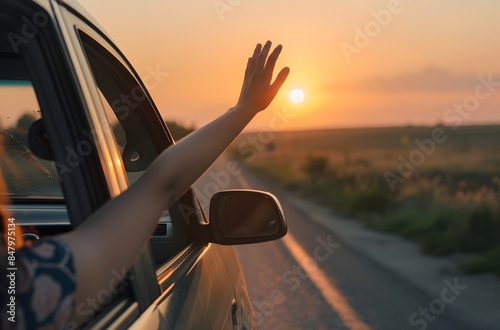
xmin=55 ymin=2 xmax=245 ymax=329
xmin=1 ymin=1 xmax=149 ymax=329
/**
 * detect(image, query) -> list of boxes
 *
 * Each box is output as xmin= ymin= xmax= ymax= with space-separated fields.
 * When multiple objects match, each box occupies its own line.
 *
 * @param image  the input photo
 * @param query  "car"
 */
xmin=0 ymin=0 xmax=287 ymax=328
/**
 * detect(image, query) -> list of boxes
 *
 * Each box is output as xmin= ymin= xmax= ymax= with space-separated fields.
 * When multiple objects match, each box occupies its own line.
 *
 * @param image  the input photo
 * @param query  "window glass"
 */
xmin=79 ymin=32 xmax=161 ymax=184
xmin=96 ymin=90 xmax=146 ymax=185
xmin=78 ymin=31 xmax=183 ymax=267
xmin=0 ymin=62 xmax=61 ymax=197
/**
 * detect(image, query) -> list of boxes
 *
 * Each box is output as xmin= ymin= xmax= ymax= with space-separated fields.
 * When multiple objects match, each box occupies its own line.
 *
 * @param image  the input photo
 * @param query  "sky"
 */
xmin=78 ymin=0 xmax=500 ymax=131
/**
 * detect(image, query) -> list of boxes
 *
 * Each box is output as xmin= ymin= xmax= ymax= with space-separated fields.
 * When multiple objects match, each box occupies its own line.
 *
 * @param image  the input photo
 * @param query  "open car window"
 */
xmin=77 ymin=30 xmax=175 ymax=184
xmin=77 ymin=30 xmax=188 ymax=268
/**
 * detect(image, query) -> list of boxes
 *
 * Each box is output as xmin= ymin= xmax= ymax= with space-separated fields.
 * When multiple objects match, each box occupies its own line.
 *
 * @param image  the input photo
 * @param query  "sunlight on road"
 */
xmin=282 ymin=234 xmax=372 ymax=330
xmin=232 ymin=163 xmax=371 ymax=329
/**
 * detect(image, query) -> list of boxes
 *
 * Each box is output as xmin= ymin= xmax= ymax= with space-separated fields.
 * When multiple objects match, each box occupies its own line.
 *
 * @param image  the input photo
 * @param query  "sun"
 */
xmin=289 ymin=89 xmax=305 ymax=104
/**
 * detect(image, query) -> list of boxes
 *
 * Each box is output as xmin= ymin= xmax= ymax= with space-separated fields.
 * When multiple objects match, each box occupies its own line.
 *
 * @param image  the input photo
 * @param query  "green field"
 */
xmin=230 ymin=125 xmax=500 ymax=275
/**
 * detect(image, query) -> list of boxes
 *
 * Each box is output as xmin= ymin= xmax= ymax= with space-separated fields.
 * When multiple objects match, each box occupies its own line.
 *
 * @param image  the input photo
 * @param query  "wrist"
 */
xmin=230 ymin=104 xmax=258 ymax=118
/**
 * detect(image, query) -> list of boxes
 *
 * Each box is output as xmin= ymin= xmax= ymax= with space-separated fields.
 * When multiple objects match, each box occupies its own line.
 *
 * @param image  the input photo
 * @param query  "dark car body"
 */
xmin=0 ymin=0 xmax=286 ymax=328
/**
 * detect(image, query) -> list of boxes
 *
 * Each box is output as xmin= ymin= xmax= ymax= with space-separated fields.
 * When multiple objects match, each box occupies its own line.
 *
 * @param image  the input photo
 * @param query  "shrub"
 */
xmin=345 ymin=189 xmax=390 ymax=215
xmin=368 ymin=209 xmax=420 ymax=233
xmin=461 ymin=246 xmax=500 ymax=277
xmin=302 ymin=155 xmax=329 ymax=178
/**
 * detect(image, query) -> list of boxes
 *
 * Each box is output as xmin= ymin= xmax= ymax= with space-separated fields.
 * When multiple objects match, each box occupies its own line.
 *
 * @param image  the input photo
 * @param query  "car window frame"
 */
xmin=56 ymin=2 xmax=170 ymax=317
xmin=58 ymin=0 xmax=213 ymax=320
xmin=69 ymin=16 xmax=196 ymax=262
xmin=0 ymin=1 xmax=143 ymax=329
xmin=8 ymin=2 xmax=148 ymax=328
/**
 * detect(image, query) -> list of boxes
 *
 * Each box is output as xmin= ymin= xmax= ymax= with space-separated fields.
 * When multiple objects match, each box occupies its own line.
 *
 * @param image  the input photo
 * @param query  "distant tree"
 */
xmin=165 ymin=121 xmax=196 ymax=141
xmin=302 ymin=154 xmax=329 ymax=179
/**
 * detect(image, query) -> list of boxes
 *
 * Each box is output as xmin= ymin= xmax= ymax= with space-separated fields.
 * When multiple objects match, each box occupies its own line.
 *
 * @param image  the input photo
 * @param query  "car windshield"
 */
xmin=0 ymin=75 xmax=62 ymax=197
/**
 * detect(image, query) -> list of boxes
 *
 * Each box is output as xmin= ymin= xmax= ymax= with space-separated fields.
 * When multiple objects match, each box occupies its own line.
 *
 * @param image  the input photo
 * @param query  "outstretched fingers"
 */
xmin=271 ymin=67 xmax=290 ymax=95
xmin=250 ymin=43 xmax=261 ymax=68
xmin=256 ymin=41 xmax=272 ymax=70
xmin=245 ymin=43 xmax=261 ymax=78
xmin=238 ymin=41 xmax=289 ymax=112
xmin=264 ymin=44 xmax=283 ymax=79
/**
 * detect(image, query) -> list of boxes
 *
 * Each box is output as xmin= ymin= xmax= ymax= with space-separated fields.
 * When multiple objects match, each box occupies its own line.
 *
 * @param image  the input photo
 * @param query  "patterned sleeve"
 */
xmin=4 ymin=238 xmax=77 ymax=330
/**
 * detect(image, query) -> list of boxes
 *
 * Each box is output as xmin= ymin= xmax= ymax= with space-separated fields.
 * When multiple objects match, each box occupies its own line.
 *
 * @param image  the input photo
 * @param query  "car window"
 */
xmin=0 ymin=56 xmax=67 ymax=245
xmin=79 ymin=32 xmax=157 ymax=182
xmin=77 ymin=31 xmax=188 ymax=267
xmin=0 ymin=57 xmax=62 ymax=197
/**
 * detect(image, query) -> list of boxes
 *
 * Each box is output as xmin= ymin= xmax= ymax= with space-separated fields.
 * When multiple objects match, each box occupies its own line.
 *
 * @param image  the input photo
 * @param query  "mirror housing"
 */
xmin=206 ymin=189 xmax=287 ymax=245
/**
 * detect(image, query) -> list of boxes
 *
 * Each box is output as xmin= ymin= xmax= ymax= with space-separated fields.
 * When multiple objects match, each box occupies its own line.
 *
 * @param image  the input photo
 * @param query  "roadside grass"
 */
xmin=230 ymin=125 xmax=500 ymax=276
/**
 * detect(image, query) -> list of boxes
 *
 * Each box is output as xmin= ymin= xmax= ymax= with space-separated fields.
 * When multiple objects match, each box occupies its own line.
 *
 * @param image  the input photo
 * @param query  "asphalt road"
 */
xmin=196 ymin=156 xmax=472 ymax=330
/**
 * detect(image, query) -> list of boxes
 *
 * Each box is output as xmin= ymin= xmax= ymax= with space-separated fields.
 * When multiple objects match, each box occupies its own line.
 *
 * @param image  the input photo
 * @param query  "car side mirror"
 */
xmin=208 ymin=189 xmax=287 ymax=245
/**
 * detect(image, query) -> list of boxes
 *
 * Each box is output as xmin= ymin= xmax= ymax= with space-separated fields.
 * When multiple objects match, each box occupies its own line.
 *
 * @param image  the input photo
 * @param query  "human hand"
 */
xmin=236 ymin=41 xmax=290 ymax=113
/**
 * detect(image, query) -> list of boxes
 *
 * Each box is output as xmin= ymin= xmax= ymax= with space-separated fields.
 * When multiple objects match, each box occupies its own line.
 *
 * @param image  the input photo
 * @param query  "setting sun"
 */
xmin=289 ymin=89 xmax=305 ymax=104
xmin=78 ymin=0 xmax=500 ymax=130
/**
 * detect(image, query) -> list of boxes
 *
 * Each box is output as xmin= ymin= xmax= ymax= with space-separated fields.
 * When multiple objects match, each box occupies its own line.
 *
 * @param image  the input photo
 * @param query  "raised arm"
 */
xmin=153 ymin=42 xmax=289 ymax=202
xmin=63 ymin=41 xmax=289 ymax=314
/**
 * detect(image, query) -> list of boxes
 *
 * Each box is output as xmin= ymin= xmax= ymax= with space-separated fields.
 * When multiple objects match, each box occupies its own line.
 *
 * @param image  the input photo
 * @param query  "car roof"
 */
xmin=6 ymin=0 xmax=112 ymax=41
xmin=1 ymin=0 xmax=116 ymax=54
xmin=54 ymin=0 xmax=113 ymax=41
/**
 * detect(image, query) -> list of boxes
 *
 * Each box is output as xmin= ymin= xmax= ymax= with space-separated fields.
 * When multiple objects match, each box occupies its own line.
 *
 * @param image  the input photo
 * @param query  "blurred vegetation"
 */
xmin=230 ymin=125 xmax=500 ymax=276
xmin=302 ymin=155 xmax=329 ymax=182
xmin=1 ymin=112 xmax=59 ymax=195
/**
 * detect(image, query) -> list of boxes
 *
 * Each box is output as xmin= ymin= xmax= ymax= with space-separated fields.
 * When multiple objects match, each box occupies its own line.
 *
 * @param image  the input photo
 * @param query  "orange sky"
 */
xmin=79 ymin=0 xmax=500 ymax=131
